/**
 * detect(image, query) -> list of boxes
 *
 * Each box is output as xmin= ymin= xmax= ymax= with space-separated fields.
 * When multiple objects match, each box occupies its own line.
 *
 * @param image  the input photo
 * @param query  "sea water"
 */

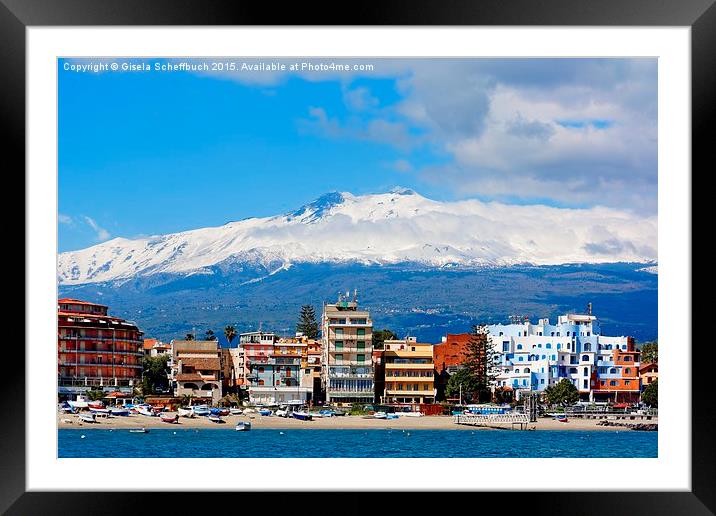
xmin=58 ymin=429 xmax=657 ymax=458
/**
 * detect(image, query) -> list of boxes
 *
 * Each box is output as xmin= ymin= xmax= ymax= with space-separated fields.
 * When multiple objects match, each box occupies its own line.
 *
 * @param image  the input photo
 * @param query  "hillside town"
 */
xmin=57 ymin=292 xmax=658 ymax=419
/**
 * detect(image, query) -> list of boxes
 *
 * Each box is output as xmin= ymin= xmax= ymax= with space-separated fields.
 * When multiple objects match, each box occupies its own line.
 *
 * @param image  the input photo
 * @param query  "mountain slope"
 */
xmin=58 ymin=188 xmax=657 ymax=285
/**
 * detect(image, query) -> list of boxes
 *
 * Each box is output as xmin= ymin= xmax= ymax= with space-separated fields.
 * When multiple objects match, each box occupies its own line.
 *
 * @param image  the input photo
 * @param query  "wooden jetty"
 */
xmin=453 ymin=413 xmax=531 ymax=430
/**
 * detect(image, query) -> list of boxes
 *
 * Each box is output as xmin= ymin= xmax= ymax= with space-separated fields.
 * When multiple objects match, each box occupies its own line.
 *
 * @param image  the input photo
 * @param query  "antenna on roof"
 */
xmin=353 ymin=288 xmax=358 ymax=303
xmin=587 ymin=302 xmax=593 ymax=316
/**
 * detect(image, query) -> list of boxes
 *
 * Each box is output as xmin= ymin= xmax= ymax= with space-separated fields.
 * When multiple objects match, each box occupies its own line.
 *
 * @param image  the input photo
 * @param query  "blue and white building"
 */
xmin=487 ymin=310 xmax=636 ymax=401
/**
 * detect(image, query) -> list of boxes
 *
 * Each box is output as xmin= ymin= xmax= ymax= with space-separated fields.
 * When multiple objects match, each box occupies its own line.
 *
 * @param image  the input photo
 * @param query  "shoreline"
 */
xmin=58 ymin=413 xmax=657 ymax=432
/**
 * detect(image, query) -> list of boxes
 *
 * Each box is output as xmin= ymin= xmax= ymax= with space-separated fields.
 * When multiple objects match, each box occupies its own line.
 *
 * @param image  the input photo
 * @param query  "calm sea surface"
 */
xmin=58 ymin=429 xmax=657 ymax=458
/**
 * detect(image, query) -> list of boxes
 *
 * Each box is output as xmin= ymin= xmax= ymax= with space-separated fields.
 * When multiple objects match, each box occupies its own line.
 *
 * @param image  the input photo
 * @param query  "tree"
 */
xmin=185 ymin=333 xmax=195 ymax=341
xmin=445 ymin=367 xmax=481 ymax=403
xmin=205 ymin=329 xmax=217 ymax=341
xmin=86 ymin=388 xmax=105 ymax=401
xmin=296 ymin=305 xmax=319 ymax=339
xmin=642 ymin=380 xmax=658 ymax=407
xmin=639 ymin=341 xmax=658 ymax=364
xmin=372 ymin=329 xmax=398 ymax=350
xmin=461 ymin=324 xmax=498 ymax=402
xmin=224 ymin=325 xmax=237 ymax=347
xmin=141 ymin=354 xmax=170 ymax=395
xmin=543 ymin=379 xmax=579 ymax=406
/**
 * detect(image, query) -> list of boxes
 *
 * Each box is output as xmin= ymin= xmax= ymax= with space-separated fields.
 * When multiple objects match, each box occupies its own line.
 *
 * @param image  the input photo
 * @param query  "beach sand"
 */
xmin=57 ymin=412 xmax=655 ymax=431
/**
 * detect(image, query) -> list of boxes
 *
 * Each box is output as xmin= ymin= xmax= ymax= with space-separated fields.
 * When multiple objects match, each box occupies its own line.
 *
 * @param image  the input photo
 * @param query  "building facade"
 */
xmin=171 ymin=340 xmax=223 ymax=404
xmin=381 ymin=337 xmax=435 ymax=404
xmin=487 ymin=311 xmax=641 ymax=402
xmin=321 ymin=294 xmax=374 ymax=405
xmin=432 ymin=333 xmax=471 ymax=401
xmin=639 ymin=362 xmax=658 ymax=389
xmin=143 ymin=338 xmax=171 ymax=358
xmin=57 ymin=298 xmax=143 ymax=398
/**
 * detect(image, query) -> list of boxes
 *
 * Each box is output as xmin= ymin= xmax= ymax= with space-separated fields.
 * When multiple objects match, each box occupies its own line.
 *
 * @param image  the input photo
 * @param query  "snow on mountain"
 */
xmin=57 ymin=188 xmax=657 ymax=285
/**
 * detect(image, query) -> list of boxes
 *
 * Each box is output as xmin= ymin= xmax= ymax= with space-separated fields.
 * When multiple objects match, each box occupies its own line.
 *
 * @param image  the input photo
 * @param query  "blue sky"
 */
xmin=58 ymin=58 xmax=657 ymax=252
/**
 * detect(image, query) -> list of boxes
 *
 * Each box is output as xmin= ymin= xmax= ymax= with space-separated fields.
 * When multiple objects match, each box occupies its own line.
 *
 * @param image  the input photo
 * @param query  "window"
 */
xmin=557 ymin=344 xmax=561 ymax=349
xmin=583 ymin=380 xmax=588 ymax=389
xmin=582 ymin=355 xmax=589 ymax=361
xmin=551 ymin=332 xmax=555 ymax=336
xmin=524 ymin=368 xmax=531 ymax=373
xmin=546 ymin=344 xmax=551 ymax=349
xmin=357 ymin=354 xmax=365 ymax=362
xmin=567 ymin=332 xmax=570 ymax=336
xmin=541 ymin=379 xmax=545 ymax=384
xmin=357 ymin=341 xmax=365 ymax=349
xmin=517 ymin=344 xmax=523 ymax=350
xmin=335 ymin=341 xmax=344 ymax=350
xmin=502 ymin=342 xmax=509 ymax=352
xmin=335 ymin=354 xmax=343 ymax=362
xmin=335 ymin=328 xmax=344 ymax=336
xmin=610 ymin=368 xmax=617 ymax=374
xmin=610 ymin=380 xmax=617 ymax=386
xmin=357 ymin=328 xmax=366 ymax=336
xmin=499 ymin=332 xmax=504 ymax=336
xmin=583 ymin=367 xmax=589 ymax=376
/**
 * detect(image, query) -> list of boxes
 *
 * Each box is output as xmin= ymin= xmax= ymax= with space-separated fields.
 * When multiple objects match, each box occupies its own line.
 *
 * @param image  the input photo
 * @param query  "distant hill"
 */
xmin=58 ymin=262 xmax=658 ymax=345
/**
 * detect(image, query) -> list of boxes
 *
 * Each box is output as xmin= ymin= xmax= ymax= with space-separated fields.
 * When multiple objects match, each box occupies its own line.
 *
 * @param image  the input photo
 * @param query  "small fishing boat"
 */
xmin=554 ymin=414 xmax=569 ymax=423
xmin=160 ymin=413 xmax=179 ymax=424
xmin=386 ymin=414 xmax=399 ymax=420
xmin=89 ymin=407 xmax=111 ymax=415
xmin=373 ymin=412 xmax=387 ymax=419
xmin=218 ymin=408 xmax=230 ymax=417
xmin=109 ymin=407 xmax=130 ymax=416
xmin=129 ymin=427 xmax=149 ymax=433
xmin=259 ymin=409 xmax=273 ymax=416
xmin=178 ymin=407 xmax=196 ymax=418
xmin=402 ymin=412 xmax=424 ymax=417
xmin=235 ymin=421 xmax=252 ymax=431
xmin=291 ymin=410 xmax=312 ymax=421
xmin=87 ymin=401 xmax=105 ymax=409
xmin=230 ymin=408 xmax=243 ymax=415
xmin=78 ymin=413 xmax=96 ymax=423
xmin=191 ymin=405 xmax=210 ymax=416
xmin=242 ymin=408 xmax=256 ymax=414
xmin=68 ymin=399 xmax=89 ymax=410
xmin=208 ymin=414 xmax=225 ymax=424
xmin=135 ymin=406 xmax=155 ymax=417
xmin=319 ymin=410 xmax=334 ymax=417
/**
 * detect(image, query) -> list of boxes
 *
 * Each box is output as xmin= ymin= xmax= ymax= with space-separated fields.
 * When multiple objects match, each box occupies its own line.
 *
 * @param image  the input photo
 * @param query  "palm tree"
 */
xmin=205 ymin=329 xmax=216 ymax=341
xmin=185 ymin=333 xmax=195 ymax=341
xmin=224 ymin=325 xmax=237 ymax=347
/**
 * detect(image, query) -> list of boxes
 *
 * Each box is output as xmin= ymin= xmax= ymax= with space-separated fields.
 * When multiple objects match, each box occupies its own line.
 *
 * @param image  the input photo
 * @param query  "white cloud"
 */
xmin=58 ymin=214 xmax=73 ymax=225
xmin=83 ymin=216 xmax=111 ymax=242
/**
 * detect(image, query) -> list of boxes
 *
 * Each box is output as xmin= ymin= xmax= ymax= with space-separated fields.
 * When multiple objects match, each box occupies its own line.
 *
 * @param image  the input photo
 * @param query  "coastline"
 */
xmin=57 ymin=413 xmax=657 ymax=431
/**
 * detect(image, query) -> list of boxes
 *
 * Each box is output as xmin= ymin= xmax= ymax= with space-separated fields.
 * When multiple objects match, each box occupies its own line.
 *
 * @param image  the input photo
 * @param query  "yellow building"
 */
xmin=382 ymin=337 xmax=435 ymax=404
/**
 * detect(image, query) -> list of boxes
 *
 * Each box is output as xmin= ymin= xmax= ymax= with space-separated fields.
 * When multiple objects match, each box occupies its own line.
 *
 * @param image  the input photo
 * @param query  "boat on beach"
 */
xmin=208 ymin=414 xmax=225 ymax=424
xmin=135 ymin=406 xmax=155 ymax=417
xmin=178 ymin=407 xmax=196 ymax=418
xmin=190 ymin=405 xmax=210 ymax=416
xmin=230 ymin=408 xmax=243 ymax=415
xmin=160 ymin=413 xmax=179 ymax=423
xmin=78 ymin=413 xmax=96 ymax=423
xmin=259 ymin=409 xmax=273 ymax=416
xmin=89 ymin=407 xmax=111 ymax=415
xmin=373 ymin=412 xmax=388 ymax=419
xmin=109 ymin=407 xmax=130 ymax=416
xmin=292 ymin=409 xmax=313 ymax=421
xmin=235 ymin=421 xmax=252 ymax=431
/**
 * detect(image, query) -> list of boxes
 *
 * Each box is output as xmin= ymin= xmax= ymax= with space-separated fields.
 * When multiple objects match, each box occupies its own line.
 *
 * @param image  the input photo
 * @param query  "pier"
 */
xmin=453 ymin=413 xmax=531 ymax=430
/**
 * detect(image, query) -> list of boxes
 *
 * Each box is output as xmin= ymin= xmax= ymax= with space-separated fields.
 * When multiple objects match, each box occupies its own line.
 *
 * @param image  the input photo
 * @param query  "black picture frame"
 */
xmin=3 ymin=0 xmax=710 ymax=513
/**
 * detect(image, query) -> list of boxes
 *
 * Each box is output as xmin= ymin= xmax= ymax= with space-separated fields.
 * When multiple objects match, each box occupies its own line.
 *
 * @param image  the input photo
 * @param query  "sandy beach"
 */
xmin=57 ymin=412 xmax=656 ymax=431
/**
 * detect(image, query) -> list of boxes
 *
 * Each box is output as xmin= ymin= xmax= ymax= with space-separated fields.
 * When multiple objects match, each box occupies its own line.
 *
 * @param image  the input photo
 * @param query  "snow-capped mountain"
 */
xmin=57 ymin=188 xmax=657 ymax=285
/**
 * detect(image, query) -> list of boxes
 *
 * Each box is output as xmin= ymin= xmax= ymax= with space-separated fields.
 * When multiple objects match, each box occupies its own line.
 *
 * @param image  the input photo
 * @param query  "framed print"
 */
xmin=4 ymin=0 xmax=712 ymax=513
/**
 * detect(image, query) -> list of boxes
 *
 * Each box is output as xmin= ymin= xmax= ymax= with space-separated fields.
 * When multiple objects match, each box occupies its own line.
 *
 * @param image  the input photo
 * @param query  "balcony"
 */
xmin=328 ymin=334 xmax=371 ymax=341
xmin=329 ymin=346 xmax=370 ymax=353
xmin=59 ymin=349 xmax=143 ymax=356
xmin=59 ymin=362 xmax=143 ymax=369
xmin=330 ymin=360 xmax=371 ymax=367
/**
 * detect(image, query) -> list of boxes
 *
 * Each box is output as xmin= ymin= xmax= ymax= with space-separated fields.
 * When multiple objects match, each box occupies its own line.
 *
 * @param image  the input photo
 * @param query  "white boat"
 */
xmin=235 ymin=421 xmax=252 ymax=431
xmin=230 ymin=408 xmax=243 ymax=415
xmin=208 ymin=415 xmax=225 ymax=424
xmin=135 ymin=406 xmax=155 ymax=417
xmin=78 ymin=413 xmax=96 ymax=423
xmin=129 ymin=427 xmax=149 ymax=433
xmin=178 ymin=407 xmax=196 ymax=418
xmin=402 ymin=412 xmax=424 ymax=417
xmin=89 ymin=407 xmax=111 ymax=415
xmin=373 ymin=412 xmax=387 ymax=419
xmin=275 ymin=408 xmax=288 ymax=417
xmin=242 ymin=408 xmax=256 ymax=414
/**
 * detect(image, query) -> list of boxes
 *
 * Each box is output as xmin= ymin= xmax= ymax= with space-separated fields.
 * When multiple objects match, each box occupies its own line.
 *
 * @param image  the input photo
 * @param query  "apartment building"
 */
xmin=381 ymin=337 xmax=435 ymax=404
xmin=321 ymin=293 xmax=374 ymax=405
xmin=488 ymin=309 xmax=641 ymax=402
xmin=171 ymin=339 xmax=223 ymax=404
xmin=57 ymin=298 xmax=143 ymax=398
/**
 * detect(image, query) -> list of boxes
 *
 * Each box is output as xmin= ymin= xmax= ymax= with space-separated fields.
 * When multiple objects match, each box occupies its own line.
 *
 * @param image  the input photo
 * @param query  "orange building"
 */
xmin=640 ymin=362 xmax=658 ymax=389
xmin=57 ymin=298 xmax=143 ymax=398
xmin=433 ymin=333 xmax=471 ymax=401
xmin=592 ymin=339 xmax=641 ymax=403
